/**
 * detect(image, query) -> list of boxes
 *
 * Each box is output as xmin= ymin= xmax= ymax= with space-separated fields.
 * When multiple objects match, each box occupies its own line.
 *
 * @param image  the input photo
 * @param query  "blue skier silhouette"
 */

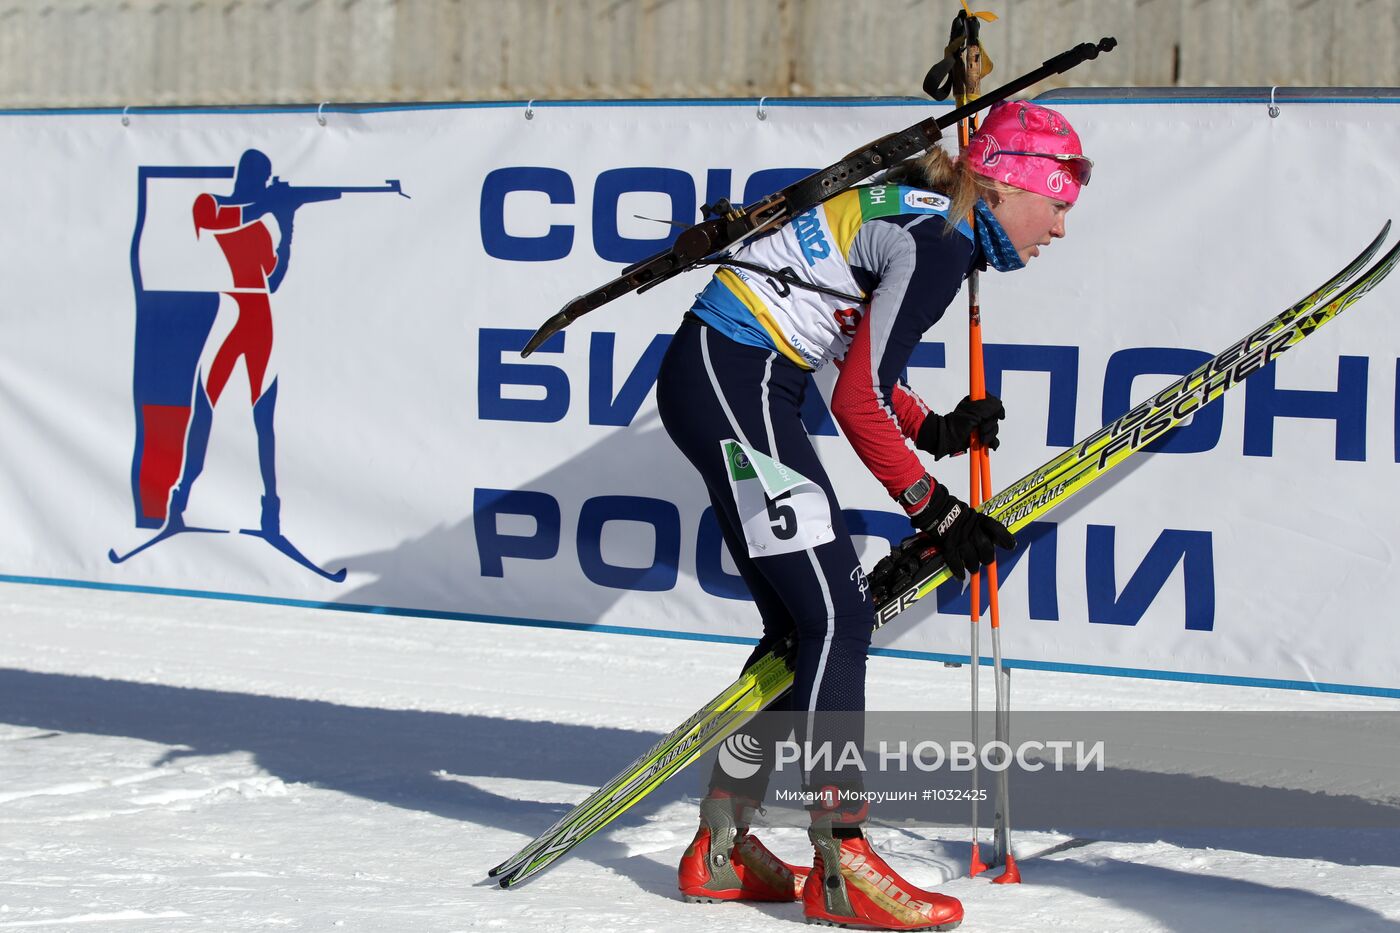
xmin=111 ymin=149 xmax=408 ymax=580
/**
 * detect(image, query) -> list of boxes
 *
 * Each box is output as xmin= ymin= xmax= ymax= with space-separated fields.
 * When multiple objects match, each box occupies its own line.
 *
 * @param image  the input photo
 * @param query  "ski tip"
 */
xmin=497 ymin=864 xmax=538 ymax=889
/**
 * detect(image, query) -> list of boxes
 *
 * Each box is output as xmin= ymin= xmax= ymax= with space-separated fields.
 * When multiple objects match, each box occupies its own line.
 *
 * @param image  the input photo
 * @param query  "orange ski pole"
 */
xmin=955 ymin=0 xmax=1019 ymax=884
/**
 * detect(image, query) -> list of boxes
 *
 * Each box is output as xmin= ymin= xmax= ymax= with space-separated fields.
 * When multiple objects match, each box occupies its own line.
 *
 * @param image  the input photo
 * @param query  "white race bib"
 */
xmin=721 ymin=439 xmax=834 ymax=558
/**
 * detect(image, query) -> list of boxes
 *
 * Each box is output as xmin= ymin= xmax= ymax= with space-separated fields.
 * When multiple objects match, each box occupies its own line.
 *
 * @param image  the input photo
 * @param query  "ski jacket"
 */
xmin=690 ymin=183 xmax=987 ymax=506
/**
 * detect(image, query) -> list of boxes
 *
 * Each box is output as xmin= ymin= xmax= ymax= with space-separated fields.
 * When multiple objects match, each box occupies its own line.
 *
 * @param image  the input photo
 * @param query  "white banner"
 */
xmin=0 ymin=98 xmax=1397 ymax=695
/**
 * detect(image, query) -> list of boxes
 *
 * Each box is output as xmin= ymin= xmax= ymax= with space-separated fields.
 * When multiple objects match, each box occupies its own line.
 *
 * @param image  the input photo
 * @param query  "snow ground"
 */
xmin=2 ymin=582 xmax=1400 ymax=932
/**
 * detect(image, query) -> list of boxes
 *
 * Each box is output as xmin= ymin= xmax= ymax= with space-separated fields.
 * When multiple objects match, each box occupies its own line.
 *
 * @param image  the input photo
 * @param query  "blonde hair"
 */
xmin=881 ymin=147 xmax=1019 ymax=227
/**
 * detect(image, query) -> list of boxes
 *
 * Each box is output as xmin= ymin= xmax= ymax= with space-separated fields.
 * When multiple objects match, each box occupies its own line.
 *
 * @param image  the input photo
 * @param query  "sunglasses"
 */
xmin=992 ymin=150 xmax=1094 ymax=187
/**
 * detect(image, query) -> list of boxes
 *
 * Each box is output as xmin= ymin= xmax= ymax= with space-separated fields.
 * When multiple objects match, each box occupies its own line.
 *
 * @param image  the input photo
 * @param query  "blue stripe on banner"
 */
xmin=0 ymin=98 xmax=948 ymax=118
xmin=2 ymin=573 xmax=1397 ymax=699
xmin=870 ymin=648 xmax=1400 ymax=699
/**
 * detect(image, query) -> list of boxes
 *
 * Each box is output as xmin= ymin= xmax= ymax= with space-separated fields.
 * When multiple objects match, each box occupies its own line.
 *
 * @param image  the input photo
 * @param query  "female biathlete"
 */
xmin=656 ymin=101 xmax=1092 ymax=931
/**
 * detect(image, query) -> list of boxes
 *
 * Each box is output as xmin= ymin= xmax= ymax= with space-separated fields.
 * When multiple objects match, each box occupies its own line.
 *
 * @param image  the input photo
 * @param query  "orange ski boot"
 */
xmin=678 ymin=790 xmax=808 ymax=903
xmin=804 ymin=821 xmax=963 ymax=930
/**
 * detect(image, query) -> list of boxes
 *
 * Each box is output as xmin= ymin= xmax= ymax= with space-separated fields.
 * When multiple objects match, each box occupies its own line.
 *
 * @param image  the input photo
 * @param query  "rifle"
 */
xmin=264 ymin=177 xmax=411 ymax=211
xmin=520 ymin=37 xmax=1115 ymax=358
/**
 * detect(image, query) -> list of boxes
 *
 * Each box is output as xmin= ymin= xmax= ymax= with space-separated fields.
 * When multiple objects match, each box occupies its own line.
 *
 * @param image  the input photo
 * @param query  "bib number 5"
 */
xmin=722 ymin=439 xmax=834 ymax=557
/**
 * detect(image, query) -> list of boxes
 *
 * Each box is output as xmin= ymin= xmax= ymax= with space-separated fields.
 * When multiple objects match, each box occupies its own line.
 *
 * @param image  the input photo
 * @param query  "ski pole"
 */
xmin=954 ymin=1 xmax=1019 ymax=884
xmin=969 ymin=263 xmax=1020 ymax=884
xmin=951 ymin=1 xmax=992 ymax=880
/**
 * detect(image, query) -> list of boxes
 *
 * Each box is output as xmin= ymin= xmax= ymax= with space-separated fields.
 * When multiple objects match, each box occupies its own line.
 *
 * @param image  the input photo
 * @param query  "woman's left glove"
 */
xmin=902 ymin=476 xmax=1016 ymax=581
xmin=916 ymin=394 xmax=1005 ymax=458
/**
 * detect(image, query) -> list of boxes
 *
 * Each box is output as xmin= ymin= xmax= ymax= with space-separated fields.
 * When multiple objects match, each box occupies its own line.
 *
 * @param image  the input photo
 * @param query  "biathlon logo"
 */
xmin=902 ymin=190 xmax=950 ymax=213
xmin=109 ymin=149 xmax=409 ymax=580
xmin=717 ymin=732 xmax=765 ymax=780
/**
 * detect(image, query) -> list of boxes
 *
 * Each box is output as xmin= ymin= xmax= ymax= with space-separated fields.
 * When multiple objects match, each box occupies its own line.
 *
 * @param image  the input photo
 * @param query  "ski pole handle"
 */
xmin=935 ymin=37 xmax=1116 ymax=132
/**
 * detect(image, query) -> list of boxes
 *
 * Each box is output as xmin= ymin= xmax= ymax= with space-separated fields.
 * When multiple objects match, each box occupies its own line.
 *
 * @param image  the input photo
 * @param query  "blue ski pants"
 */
xmin=656 ymin=317 xmax=874 ymax=802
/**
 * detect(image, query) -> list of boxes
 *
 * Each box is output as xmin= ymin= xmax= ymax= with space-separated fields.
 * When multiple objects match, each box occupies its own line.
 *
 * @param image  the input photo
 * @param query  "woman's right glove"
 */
xmin=900 ymin=474 xmax=1016 ymax=581
xmin=916 ymin=394 xmax=1005 ymax=458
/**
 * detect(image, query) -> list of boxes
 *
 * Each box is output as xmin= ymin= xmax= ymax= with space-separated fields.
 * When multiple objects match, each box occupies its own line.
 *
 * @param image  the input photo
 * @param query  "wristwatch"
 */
xmin=900 ymin=474 xmax=932 ymax=510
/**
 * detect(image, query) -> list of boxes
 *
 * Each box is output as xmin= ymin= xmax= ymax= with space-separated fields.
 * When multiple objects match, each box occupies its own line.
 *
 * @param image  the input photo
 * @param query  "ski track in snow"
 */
xmin=0 ymin=770 xmax=167 ymax=806
xmin=1 ymin=582 xmax=1400 ymax=932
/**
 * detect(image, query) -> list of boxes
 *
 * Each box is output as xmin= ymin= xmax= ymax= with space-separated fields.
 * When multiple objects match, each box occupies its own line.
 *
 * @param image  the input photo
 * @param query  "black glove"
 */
xmin=916 ymin=394 xmax=1005 ymax=458
xmin=901 ymin=475 xmax=1016 ymax=581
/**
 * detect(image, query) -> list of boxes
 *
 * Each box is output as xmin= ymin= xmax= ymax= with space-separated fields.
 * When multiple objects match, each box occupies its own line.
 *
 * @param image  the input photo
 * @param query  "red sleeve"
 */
xmin=830 ymin=212 xmax=972 ymax=504
xmin=830 ymin=309 xmax=931 ymax=501
xmin=890 ymin=381 xmax=932 ymax=440
xmin=833 ymin=340 xmax=933 ymax=441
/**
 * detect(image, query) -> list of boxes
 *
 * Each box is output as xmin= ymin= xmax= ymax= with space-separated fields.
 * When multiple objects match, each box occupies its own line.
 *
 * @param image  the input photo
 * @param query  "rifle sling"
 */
xmin=702 ymin=256 xmax=867 ymax=305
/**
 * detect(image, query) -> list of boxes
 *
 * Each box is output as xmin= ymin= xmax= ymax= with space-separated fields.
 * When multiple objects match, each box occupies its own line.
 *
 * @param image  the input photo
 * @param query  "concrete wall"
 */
xmin=3 ymin=0 xmax=1397 ymax=108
